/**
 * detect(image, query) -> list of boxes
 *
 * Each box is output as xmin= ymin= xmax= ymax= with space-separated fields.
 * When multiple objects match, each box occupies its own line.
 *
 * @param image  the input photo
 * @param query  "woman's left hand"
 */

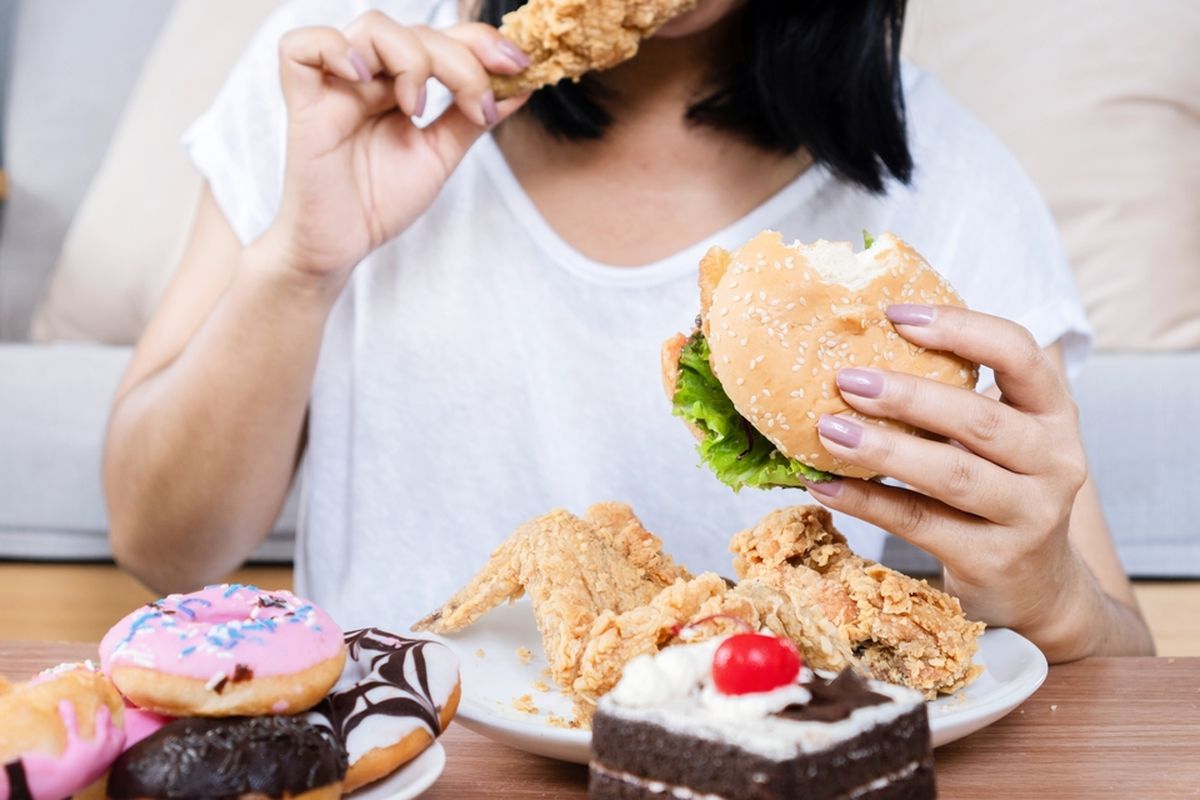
xmin=803 ymin=303 xmax=1097 ymax=659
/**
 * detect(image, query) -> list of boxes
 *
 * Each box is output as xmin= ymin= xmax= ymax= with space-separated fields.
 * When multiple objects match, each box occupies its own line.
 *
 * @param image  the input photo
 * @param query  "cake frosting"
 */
xmin=600 ymin=636 xmax=924 ymax=761
xmin=99 ymin=584 xmax=343 ymax=681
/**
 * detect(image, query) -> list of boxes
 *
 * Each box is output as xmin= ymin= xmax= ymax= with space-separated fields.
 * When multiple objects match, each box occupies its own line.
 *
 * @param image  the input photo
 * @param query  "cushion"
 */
xmin=0 ymin=342 xmax=296 ymax=561
xmin=904 ymin=0 xmax=1200 ymax=351
xmin=880 ymin=352 xmax=1200 ymax=579
xmin=0 ymin=0 xmax=172 ymax=340
xmin=30 ymin=0 xmax=281 ymax=344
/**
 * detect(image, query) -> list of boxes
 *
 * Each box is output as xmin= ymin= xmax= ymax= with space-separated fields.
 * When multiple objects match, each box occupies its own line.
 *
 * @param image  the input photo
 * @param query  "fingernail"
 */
xmin=887 ymin=304 xmax=936 ymax=327
xmin=496 ymin=39 xmax=531 ymax=69
xmin=347 ymin=48 xmax=372 ymax=83
xmin=818 ymin=415 xmax=863 ymax=448
xmin=413 ymin=84 xmax=427 ymax=118
xmin=837 ymin=368 xmax=884 ymax=399
xmin=481 ymin=90 xmax=500 ymax=126
xmin=804 ymin=478 xmax=844 ymax=498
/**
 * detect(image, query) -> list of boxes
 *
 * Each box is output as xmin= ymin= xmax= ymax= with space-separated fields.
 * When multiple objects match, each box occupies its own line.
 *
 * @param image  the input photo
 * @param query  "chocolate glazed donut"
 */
xmin=307 ymin=628 xmax=461 ymax=792
xmin=107 ymin=716 xmax=346 ymax=799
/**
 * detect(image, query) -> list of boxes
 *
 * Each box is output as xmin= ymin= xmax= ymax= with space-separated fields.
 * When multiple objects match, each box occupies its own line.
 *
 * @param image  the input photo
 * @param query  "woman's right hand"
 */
xmin=266 ymin=11 xmax=530 ymax=287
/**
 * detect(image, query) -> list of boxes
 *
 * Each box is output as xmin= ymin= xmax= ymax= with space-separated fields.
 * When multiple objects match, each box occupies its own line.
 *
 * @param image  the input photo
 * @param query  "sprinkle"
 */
xmin=205 ymin=671 xmax=226 ymax=691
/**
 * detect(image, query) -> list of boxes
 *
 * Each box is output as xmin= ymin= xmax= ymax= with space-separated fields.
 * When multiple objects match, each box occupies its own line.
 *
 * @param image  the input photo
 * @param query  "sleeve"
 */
xmin=180 ymin=4 xmax=299 ymax=246
xmin=180 ymin=0 xmax=456 ymax=246
xmin=892 ymin=67 xmax=1094 ymax=390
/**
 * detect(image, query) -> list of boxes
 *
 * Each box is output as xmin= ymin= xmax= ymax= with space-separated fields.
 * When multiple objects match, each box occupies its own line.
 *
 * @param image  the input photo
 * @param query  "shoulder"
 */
xmin=898 ymin=63 xmax=1055 ymax=241
xmin=885 ymin=63 xmax=1069 ymax=286
xmin=258 ymin=0 xmax=458 ymax=36
xmin=874 ymin=64 xmax=1091 ymax=371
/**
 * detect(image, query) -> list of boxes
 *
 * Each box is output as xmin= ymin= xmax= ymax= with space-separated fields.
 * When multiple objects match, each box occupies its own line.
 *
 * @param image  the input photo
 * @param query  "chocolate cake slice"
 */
xmin=589 ymin=636 xmax=935 ymax=799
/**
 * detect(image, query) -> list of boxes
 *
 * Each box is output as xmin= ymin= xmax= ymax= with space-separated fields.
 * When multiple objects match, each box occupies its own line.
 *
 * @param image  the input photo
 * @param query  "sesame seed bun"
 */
xmin=689 ymin=230 xmax=978 ymax=479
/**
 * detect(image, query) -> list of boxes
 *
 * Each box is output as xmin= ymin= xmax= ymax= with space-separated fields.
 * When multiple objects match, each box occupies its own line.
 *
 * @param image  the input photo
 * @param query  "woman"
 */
xmin=103 ymin=0 xmax=1153 ymax=660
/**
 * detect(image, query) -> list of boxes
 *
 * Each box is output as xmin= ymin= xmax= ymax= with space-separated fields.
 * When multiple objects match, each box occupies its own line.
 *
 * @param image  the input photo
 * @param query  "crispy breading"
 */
xmin=585 ymin=502 xmax=692 ymax=588
xmin=571 ymin=573 xmax=753 ymax=720
xmin=491 ymin=0 xmax=699 ymax=99
xmin=412 ymin=508 xmax=669 ymax=687
xmin=725 ymin=579 xmax=858 ymax=673
xmin=418 ymin=501 xmax=985 ymax=729
xmin=731 ymin=505 xmax=985 ymax=697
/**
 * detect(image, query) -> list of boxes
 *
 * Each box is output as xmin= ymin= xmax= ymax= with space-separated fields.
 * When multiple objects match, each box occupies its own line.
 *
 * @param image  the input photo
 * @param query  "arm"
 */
xmin=104 ymin=193 xmax=334 ymax=592
xmin=803 ymin=305 xmax=1154 ymax=661
xmin=105 ymin=14 xmax=530 ymax=592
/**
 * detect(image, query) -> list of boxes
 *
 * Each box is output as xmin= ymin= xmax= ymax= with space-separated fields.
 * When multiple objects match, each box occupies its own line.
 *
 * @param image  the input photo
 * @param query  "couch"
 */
xmin=1 ymin=0 xmax=1196 ymax=576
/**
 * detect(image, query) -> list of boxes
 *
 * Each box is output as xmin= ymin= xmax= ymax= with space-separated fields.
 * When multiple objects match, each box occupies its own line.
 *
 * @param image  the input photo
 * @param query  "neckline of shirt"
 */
xmin=473 ymin=133 xmax=833 ymax=289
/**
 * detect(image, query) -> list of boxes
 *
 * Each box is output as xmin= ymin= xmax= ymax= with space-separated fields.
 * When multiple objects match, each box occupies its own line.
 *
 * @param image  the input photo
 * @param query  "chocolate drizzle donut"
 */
xmin=307 ymin=628 xmax=461 ymax=792
xmin=107 ymin=716 xmax=346 ymax=799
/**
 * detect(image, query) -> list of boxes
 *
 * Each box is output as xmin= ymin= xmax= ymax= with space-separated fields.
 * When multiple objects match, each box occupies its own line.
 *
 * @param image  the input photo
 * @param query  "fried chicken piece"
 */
xmin=413 ymin=508 xmax=670 ymax=687
xmin=725 ymin=579 xmax=858 ymax=673
xmin=571 ymin=572 xmax=753 ymax=720
xmin=491 ymin=0 xmax=700 ymax=99
xmin=731 ymin=506 xmax=985 ymax=697
xmin=585 ymin=501 xmax=692 ymax=587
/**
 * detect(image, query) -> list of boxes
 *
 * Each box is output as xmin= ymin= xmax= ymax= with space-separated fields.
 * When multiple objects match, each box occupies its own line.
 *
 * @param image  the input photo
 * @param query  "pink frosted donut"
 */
xmin=99 ymin=584 xmax=345 ymax=717
xmin=0 ymin=661 xmax=125 ymax=800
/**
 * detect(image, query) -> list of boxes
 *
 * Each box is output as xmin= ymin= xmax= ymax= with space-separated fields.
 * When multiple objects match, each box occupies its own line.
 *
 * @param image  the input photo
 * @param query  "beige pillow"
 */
xmin=904 ymin=0 xmax=1200 ymax=351
xmin=32 ymin=0 xmax=281 ymax=344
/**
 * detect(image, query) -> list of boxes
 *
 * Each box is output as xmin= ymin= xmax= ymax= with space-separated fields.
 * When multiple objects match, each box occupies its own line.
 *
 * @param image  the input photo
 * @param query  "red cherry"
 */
xmin=711 ymin=633 xmax=803 ymax=695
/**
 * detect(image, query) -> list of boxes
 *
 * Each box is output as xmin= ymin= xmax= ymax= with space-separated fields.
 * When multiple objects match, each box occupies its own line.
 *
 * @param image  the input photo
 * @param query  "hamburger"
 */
xmin=663 ymin=231 xmax=979 ymax=489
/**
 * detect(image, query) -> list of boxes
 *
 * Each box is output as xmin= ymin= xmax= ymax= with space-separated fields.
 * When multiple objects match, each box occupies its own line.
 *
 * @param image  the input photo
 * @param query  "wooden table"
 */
xmin=3 ymin=643 xmax=1197 ymax=799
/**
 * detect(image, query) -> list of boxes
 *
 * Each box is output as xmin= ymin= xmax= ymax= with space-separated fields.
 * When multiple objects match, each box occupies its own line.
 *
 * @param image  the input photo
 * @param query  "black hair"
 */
xmin=478 ymin=0 xmax=912 ymax=193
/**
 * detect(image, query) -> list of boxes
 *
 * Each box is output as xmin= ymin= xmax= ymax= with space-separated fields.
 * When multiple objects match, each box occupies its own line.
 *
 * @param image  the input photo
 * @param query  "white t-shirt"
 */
xmin=185 ymin=0 xmax=1092 ymax=629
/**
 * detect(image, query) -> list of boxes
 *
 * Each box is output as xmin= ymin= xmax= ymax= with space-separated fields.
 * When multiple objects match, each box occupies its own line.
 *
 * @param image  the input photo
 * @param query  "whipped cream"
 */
xmin=601 ymin=636 xmax=924 ymax=760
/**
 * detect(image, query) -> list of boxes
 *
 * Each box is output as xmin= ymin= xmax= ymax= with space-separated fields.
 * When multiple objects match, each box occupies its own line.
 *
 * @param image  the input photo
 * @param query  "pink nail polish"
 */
xmin=496 ymin=39 xmax=531 ymax=69
xmin=887 ymin=304 xmax=936 ymax=327
xmin=414 ymin=84 xmax=427 ymax=118
xmin=818 ymin=415 xmax=863 ymax=448
xmin=482 ymin=90 xmax=500 ymax=126
xmin=837 ymin=368 xmax=884 ymax=399
xmin=804 ymin=478 xmax=843 ymax=498
xmin=347 ymin=48 xmax=372 ymax=83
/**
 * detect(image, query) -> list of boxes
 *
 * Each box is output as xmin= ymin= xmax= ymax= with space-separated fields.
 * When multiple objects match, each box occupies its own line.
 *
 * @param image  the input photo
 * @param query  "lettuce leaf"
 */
xmin=862 ymin=229 xmax=875 ymax=249
xmin=672 ymin=332 xmax=835 ymax=491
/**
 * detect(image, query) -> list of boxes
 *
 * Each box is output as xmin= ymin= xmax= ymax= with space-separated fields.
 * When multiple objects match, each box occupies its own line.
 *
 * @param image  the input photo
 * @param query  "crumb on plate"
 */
xmin=513 ymin=694 xmax=539 ymax=714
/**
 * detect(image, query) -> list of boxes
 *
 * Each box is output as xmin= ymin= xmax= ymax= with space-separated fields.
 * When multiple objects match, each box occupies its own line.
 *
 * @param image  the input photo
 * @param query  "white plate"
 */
xmin=432 ymin=599 xmax=1047 ymax=764
xmin=347 ymin=742 xmax=446 ymax=800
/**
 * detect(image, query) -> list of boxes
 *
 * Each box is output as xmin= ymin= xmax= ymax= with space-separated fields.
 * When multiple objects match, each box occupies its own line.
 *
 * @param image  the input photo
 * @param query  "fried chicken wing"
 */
xmin=731 ymin=505 xmax=984 ymax=696
xmin=413 ymin=506 xmax=679 ymax=688
xmin=491 ymin=0 xmax=700 ymax=99
xmin=585 ymin=501 xmax=692 ymax=587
